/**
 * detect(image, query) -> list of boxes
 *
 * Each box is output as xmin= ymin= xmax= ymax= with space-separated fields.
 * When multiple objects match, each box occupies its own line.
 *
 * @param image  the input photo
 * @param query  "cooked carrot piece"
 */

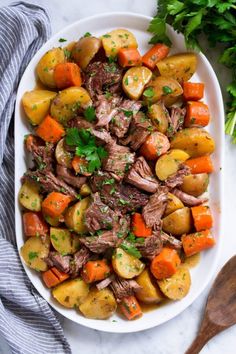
xmin=71 ymin=156 xmax=90 ymax=176
xmin=132 ymin=213 xmax=152 ymax=237
xmin=54 ymin=62 xmax=82 ymax=89
xmin=142 ymin=43 xmax=170 ymax=70
xmin=191 ymin=206 xmax=213 ymax=232
xmin=184 ymin=101 xmax=210 ymax=127
xmin=118 ymin=48 xmax=142 ymax=67
xmin=183 ymin=82 xmax=204 ymax=101
xmin=23 ymin=212 xmax=49 ymax=237
xmin=150 ymin=247 xmax=181 ymax=280
xmin=36 ymin=114 xmax=65 ymax=143
xmin=119 ymin=296 xmax=143 ymax=320
xmin=42 ymin=267 xmax=69 ymax=288
xmin=182 ymin=230 xmax=215 ymax=257
xmin=42 ymin=192 xmax=72 ymax=218
xmin=184 ymin=156 xmax=213 ymax=174
xmin=140 ymin=132 xmax=170 ymax=160
xmin=82 ymin=260 xmax=111 ymax=284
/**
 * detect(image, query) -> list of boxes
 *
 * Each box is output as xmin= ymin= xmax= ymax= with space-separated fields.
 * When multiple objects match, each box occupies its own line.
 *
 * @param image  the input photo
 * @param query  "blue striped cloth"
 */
xmin=0 ymin=2 xmax=71 ymax=353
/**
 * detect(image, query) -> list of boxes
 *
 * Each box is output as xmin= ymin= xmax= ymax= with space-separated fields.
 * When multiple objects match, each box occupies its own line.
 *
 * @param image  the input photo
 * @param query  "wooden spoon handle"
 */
xmin=185 ymin=332 xmax=211 ymax=354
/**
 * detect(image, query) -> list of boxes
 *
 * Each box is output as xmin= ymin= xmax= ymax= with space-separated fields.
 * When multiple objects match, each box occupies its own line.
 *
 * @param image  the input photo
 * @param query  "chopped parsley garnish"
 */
xmin=84 ymin=32 xmax=91 ymax=37
xmin=162 ymin=86 xmax=173 ymax=95
xmin=59 ymin=38 xmax=67 ymax=42
xmin=65 ymin=128 xmax=107 ymax=173
xmin=103 ymin=34 xmax=111 ymax=38
xmin=84 ymin=106 xmax=96 ymax=122
xmin=120 ymin=242 xmax=141 ymax=259
xmin=28 ymin=252 xmax=38 ymax=261
xmin=102 ymin=178 xmax=115 ymax=185
xmin=105 ymin=91 xmax=112 ymax=99
xmin=121 ymin=109 xmax=133 ymax=117
xmin=64 ymin=49 xmax=71 ymax=59
xmin=124 ymin=77 xmax=129 ymax=85
xmin=118 ymin=198 xmax=130 ymax=206
xmin=143 ymin=87 xmax=154 ymax=98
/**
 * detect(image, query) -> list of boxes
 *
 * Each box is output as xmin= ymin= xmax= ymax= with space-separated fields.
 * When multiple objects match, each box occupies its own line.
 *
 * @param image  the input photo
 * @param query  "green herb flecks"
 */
xmin=120 ymin=242 xmax=141 ymax=259
xmin=162 ymin=85 xmax=173 ymax=95
xmin=143 ymin=87 xmax=154 ymax=98
xmin=84 ymin=106 xmax=96 ymax=122
xmin=28 ymin=252 xmax=38 ymax=261
xmin=59 ymin=38 xmax=67 ymax=42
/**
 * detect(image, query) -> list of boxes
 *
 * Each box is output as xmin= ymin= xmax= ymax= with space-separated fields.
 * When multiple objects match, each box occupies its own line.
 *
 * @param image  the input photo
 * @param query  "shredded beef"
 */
xmin=25 ymin=170 xmax=78 ymax=198
xmin=96 ymin=275 xmax=115 ymax=291
xmin=95 ymin=94 xmax=122 ymax=127
xmin=25 ymin=135 xmax=54 ymax=171
xmin=45 ymin=252 xmax=71 ymax=273
xmin=85 ymin=192 xmax=115 ymax=232
xmin=70 ymin=246 xmax=90 ymax=276
xmin=90 ymin=172 xmax=149 ymax=213
xmin=142 ymin=186 xmax=168 ymax=230
xmin=84 ymin=61 xmax=123 ymax=98
xmin=56 ymin=165 xmax=87 ymax=188
xmin=165 ymin=165 xmax=190 ymax=189
xmin=110 ymin=277 xmax=141 ymax=301
xmin=109 ymin=100 xmax=142 ymax=138
xmin=125 ymin=156 xmax=159 ymax=193
xmin=167 ymin=107 xmax=186 ymax=137
xmin=120 ymin=112 xmax=152 ymax=150
xmin=135 ymin=233 xmax=163 ymax=260
xmin=103 ymin=140 xmax=135 ymax=181
xmin=67 ymin=116 xmax=94 ymax=130
xmin=172 ymin=188 xmax=208 ymax=206
xmin=160 ymin=232 xmax=182 ymax=250
xmin=79 ymin=230 xmax=118 ymax=253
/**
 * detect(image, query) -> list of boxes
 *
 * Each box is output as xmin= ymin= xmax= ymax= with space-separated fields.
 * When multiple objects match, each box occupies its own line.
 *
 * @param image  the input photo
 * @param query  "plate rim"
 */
xmin=14 ymin=11 xmax=224 ymax=333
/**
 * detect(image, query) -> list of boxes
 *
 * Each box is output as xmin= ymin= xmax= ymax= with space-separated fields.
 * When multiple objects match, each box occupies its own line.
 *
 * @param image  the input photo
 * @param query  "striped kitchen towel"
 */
xmin=0 ymin=2 xmax=71 ymax=354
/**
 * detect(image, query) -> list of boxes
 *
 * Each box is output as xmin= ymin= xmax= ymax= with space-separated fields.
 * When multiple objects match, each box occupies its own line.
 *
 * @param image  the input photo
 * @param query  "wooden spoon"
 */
xmin=185 ymin=255 xmax=236 ymax=354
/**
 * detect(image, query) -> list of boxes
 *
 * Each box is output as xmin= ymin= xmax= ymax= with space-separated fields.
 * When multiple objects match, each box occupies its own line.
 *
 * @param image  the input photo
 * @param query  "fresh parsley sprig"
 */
xmin=149 ymin=0 xmax=236 ymax=142
xmin=65 ymin=128 xmax=108 ymax=173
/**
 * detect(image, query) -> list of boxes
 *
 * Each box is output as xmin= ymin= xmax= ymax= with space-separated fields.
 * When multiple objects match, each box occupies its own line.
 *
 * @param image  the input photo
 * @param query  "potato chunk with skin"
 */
xmin=143 ymin=76 xmax=183 ymax=107
xmin=155 ymin=149 xmax=190 ymax=181
xmin=22 ymin=90 xmax=57 ymax=125
xmin=71 ymin=36 xmax=101 ymax=70
xmin=122 ymin=66 xmax=152 ymax=100
xmin=79 ymin=287 xmax=117 ymax=319
xmin=170 ymin=128 xmax=215 ymax=157
xmin=148 ymin=102 xmax=169 ymax=134
xmin=180 ymin=173 xmax=209 ymax=197
xmin=101 ymin=29 xmax=138 ymax=57
xmin=36 ymin=48 xmax=65 ymax=88
xmin=162 ymin=207 xmax=192 ymax=236
xmin=112 ymin=248 xmax=145 ymax=279
xmin=164 ymin=193 xmax=184 ymax=216
xmin=50 ymin=227 xmax=80 ymax=255
xmin=64 ymin=197 xmax=90 ymax=234
xmin=20 ymin=235 xmax=50 ymax=271
xmin=50 ymin=87 xmax=92 ymax=124
xmin=157 ymin=266 xmax=191 ymax=300
xmin=52 ymin=278 xmax=89 ymax=308
xmin=55 ymin=138 xmax=72 ymax=168
xmin=19 ymin=180 xmax=42 ymax=211
xmin=136 ymin=269 xmax=164 ymax=304
xmin=156 ymin=53 xmax=197 ymax=83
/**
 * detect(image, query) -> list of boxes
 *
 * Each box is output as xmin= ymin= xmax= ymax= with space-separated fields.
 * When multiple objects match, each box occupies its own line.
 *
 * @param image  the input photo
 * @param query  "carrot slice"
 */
xmin=42 ymin=267 xmax=69 ymax=288
xmin=23 ymin=212 xmax=49 ymax=237
xmin=184 ymin=156 xmax=213 ymax=174
xmin=191 ymin=206 xmax=213 ymax=231
xmin=140 ymin=132 xmax=170 ymax=160
xmin=132 ymin=213 xmax=152 ymax=237
xmin=42 ymin=192 xmax=72 ymax=218
xmin=82 ymin=260 xmax=111 ymax=284
xmin=183 ymin=82 xmax=204 ymax=101
xmin=71 ymin=156 xmax=90 ymax=176
xmin=184 ymin=101 xmax=210 ymax=127
xmin=54 ymin=62 xmax=82 ymax=89
xmin=150 ymin=247 xmax=181 ymax=280
xmin=118 ymin=48 xmax=142 ymax=67
xmin=142 ymin=43 xmax=170 ymax=70
xmin=36 ymin=114 xmax=65 ymax=143
xmin=182 ymin=230 xmax=215 ymax=257
xmin=119 ymin=296 xmax=143 ymax=320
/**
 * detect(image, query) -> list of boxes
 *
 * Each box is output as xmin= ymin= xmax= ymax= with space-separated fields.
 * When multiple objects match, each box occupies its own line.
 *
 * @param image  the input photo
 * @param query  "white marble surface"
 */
xmin=1 ymin=0 xmax=236 ymax=353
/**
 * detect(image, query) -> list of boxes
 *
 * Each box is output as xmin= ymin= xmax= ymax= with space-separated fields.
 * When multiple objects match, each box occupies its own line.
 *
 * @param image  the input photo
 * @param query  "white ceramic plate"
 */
xmin=15 ymin=12 xmax=224 ymax=333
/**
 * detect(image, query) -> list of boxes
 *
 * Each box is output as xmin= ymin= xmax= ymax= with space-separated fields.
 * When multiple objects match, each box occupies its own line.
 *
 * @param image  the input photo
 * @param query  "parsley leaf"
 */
xmin=143 ymin=87 xmax=154 ymax=98
xmin=84 ymin=32 xmax=91 ymax=37
xmin=84 ymin=106 xmax=96 ymax=122
xmin=120 ymin=242 xmax=141 ymax=259
xmin=59 ymin=38 xmax=67 ymax=42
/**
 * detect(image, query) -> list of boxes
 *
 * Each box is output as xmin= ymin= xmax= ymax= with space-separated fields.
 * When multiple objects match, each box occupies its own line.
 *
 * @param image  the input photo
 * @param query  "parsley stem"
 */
xmin=225 ymin=111 xmax=236 ymax=136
